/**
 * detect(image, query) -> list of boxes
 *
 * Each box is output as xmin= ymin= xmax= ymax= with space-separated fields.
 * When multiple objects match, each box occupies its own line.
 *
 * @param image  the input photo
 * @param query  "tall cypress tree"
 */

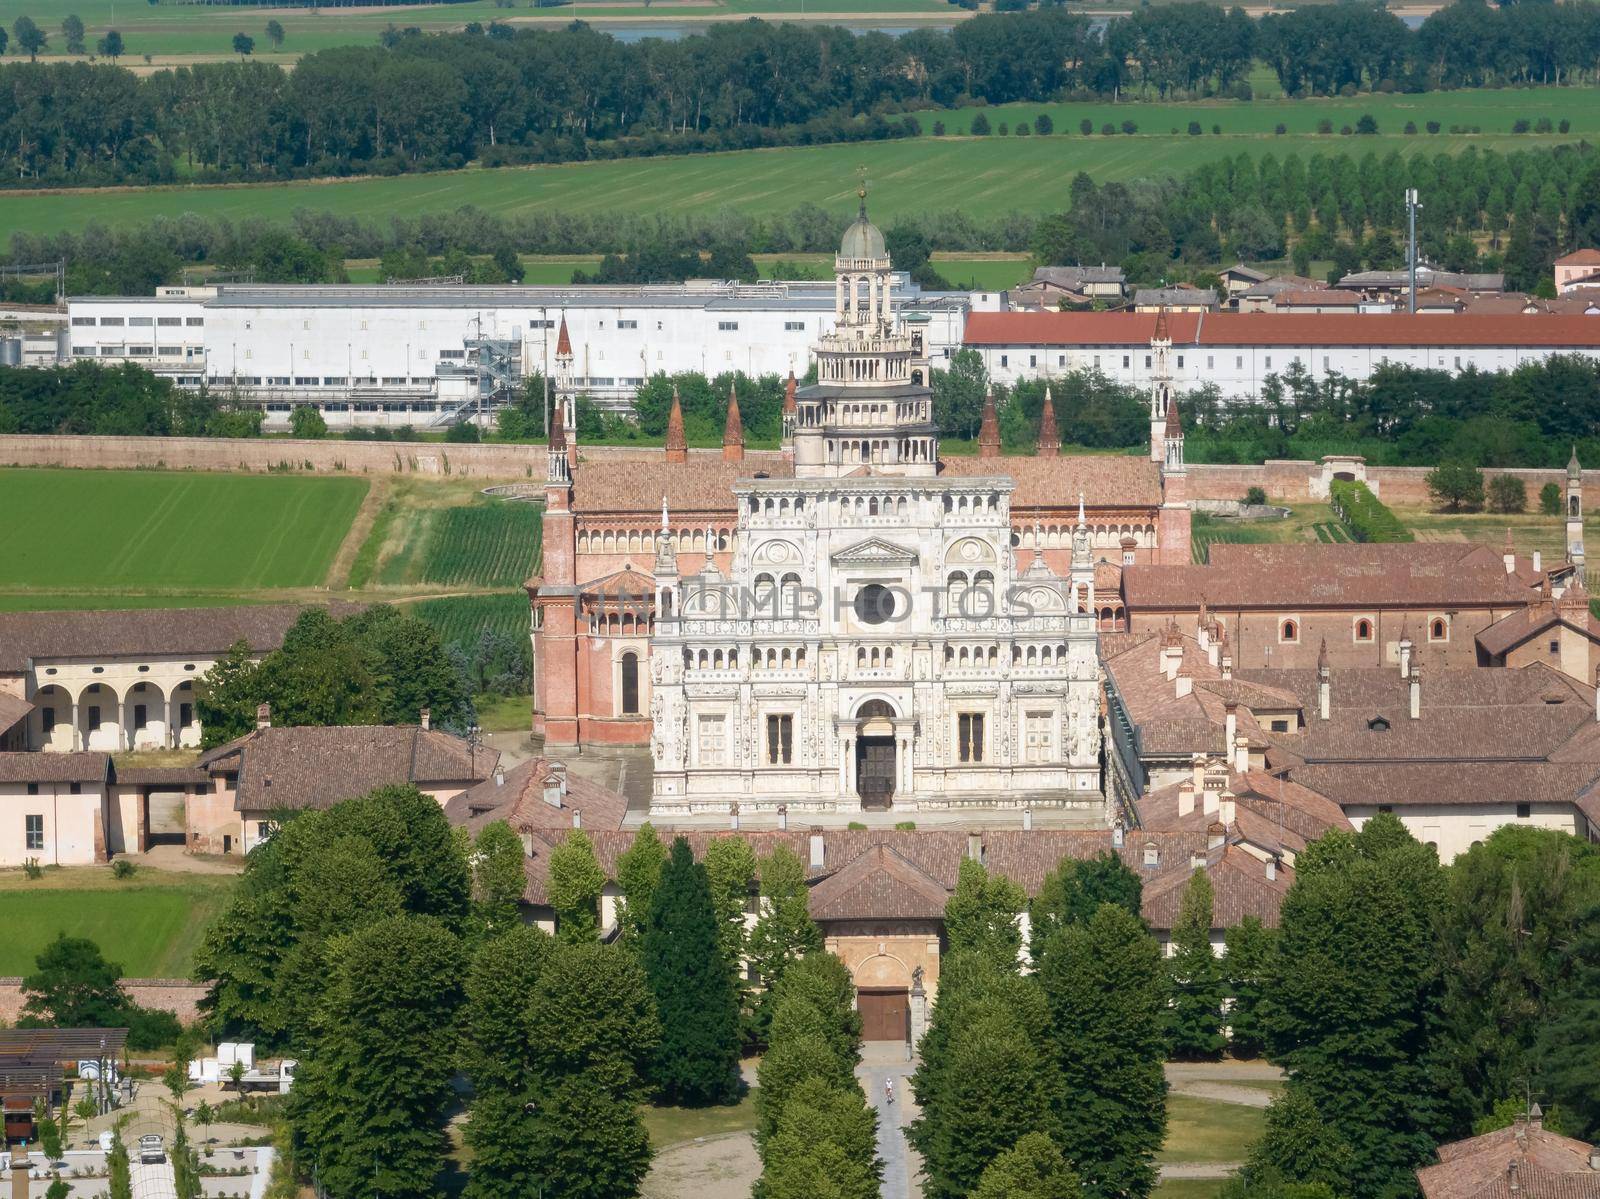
xmin=643 ymin=837 xmax=742 ymax=1106
xmin=1167 ymin=869 xmax=1226 ymax=1059
xmin=1223 ymin=916 xmax=1276 ymax=1060
xmin=1037 ymin=904 xmax=1169 ymax=1199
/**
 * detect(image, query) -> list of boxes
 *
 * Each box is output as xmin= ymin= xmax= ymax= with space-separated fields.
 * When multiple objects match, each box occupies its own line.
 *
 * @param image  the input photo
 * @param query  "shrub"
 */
xmin=1211 ymin=123 xmax=1220 ymax=135
xmin=22 ymin=858 xmax=42 ymax=880
xmin=932 ymin=119 xmax=945 ymax=136
xmin=1404 ymin=121 xmax=1417 ymax=135
xmin=125 ymin=1004 xmax=183 ymax=1051
xmin=1487 ymin=475 xmax=1528 ymax=514
xmin=289 ymin=405 xmax=327 ymax=439
xmin=1122 ymin=119 xmax=1137 ymax=134
xmin=1427 ymin=120 xmax=1441 ymax=134
xmin=1080 ymin=118 xmax=1094 ymax=135
xmin=997 ymin=121 xmax=1009 ymax=135
xmin=895 ymin=821 xmax=917 ymax=831
xmin=111 ymin=859 xmax=136 ymax=880
xmin=1035 ymin=113 xmax=1053 ymax=135
xmin=1331 ymin=479 xmax=1415 ymax=541
xmin=1541 ymin=481 xmax=1563 ymax=515
xmin=1188 ymin=121 xmax=1203 ymax=136
xmin=969 ymin=112 xmax=990 ymax=135
xmin=1512 ymin=118 xmax=1531 ymax=133
xmin=1244 ymin=486 xmax=1268 ymax=506
xmin=1340 ymin=124 xmax=1353 ymax=136
xmin=1101 ymin=122 xmax=1116 ymax=135
xmin=1534 ymin=117 xmax=1553 ymax=134
xmin=1559 ymin=118 xmax=1571 ymax=133
xmin=1317 ymin=118 xmax=1333 ymax=134
xmin=1274 ymin=123 xmax=1287 ymax=135
xmin=1356 ymin=114 xmax=1378 ymax=134
xmin=1426 ymin=461 xmax=1486 ymax=513
xmin=445 ymin=420 xmax=481 ymax=443
xmin=1015 ymin=120 xmax=1030 ymax=136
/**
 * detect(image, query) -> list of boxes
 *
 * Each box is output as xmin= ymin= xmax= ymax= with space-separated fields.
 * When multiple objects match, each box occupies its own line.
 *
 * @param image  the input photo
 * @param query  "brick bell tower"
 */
xmin=532 ymin=402 xmax=580 ymax=750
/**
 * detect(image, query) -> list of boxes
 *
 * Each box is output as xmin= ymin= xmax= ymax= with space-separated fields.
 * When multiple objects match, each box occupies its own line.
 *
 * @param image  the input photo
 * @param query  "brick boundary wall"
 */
xmin=0 ymin=435 xmax=1591 ymax=509
xmin=0 ymin=977 xmax=210 ymax=1025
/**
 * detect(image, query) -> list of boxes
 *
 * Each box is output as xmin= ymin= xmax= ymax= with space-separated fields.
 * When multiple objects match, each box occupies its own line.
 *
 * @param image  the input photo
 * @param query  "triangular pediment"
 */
xmin=831 ymin=537 xmax=919 ymax=566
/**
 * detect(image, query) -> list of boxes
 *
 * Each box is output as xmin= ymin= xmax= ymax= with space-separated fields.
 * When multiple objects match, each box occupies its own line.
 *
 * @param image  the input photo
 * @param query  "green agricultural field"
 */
xmin=408 ymin=591 xmax=532 ymax=654
xmin=1 ymin=108 xmax=1584 ymax=242
xmin=377 ymin=501 xmax=542 ymax=589
xmin=0 ymin=468 xmax=366 ymax=594
xmin=0 ymin=866 xmax=237 ymax=978
xmin=0 ymin=0 xmax=955 ymax=61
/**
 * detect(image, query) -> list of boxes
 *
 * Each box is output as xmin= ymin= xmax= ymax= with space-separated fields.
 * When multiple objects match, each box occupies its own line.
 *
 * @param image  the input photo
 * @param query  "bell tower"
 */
xmin=1568 ymin=446 xmax=1586 ymax=572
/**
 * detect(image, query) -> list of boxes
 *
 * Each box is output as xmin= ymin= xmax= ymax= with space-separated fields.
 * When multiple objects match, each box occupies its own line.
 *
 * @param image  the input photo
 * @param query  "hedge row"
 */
xmin=1329 ymin=479 xmax=1415 ymax=543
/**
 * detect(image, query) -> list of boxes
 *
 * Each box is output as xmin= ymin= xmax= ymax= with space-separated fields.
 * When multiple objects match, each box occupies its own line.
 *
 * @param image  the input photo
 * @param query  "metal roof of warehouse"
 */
xmin=964 ymin=311 xmax=1600 ymax=348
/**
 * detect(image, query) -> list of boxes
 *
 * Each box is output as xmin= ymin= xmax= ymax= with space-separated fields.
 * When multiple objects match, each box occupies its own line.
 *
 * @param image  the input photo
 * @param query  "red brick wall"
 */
xmin=1186 ymin=460 xmax=1595 ymax=507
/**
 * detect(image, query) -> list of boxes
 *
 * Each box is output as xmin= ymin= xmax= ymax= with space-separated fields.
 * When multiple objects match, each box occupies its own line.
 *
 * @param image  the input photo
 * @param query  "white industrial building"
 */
xmin=64 ymin=280 xmax=970 ymax=430
xmin=964 ymin=311 xmax=1600 ymax=401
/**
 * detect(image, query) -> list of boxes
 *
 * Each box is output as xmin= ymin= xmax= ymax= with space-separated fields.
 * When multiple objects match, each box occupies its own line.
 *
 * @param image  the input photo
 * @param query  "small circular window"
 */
xmin=854 ymin=584 xmax=897 ymax=626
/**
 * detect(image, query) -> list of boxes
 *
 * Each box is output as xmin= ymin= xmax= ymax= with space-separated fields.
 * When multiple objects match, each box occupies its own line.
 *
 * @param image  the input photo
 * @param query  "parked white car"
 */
xmin=138 ymin=1135 xmax=165 ymax=1164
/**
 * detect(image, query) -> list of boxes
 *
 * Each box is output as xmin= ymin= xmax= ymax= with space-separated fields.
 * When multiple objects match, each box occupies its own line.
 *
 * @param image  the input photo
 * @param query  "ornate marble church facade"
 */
xmin=646 ymin=198 xmax=1105 ymax=818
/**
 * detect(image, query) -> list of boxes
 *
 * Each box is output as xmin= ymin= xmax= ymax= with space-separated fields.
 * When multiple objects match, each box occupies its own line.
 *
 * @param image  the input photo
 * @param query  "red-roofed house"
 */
xmin=1555 ymin=249 xmax=1600 ymax=295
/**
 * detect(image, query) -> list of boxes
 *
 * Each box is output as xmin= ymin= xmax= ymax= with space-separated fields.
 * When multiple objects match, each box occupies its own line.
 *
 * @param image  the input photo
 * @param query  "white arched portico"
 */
xmin=30 ymin=684 xmax=74 ymax=751
xmin=169 ymin=681 xmax=200 ymax=748
xmin=77 ymin=683 xmax=120 ymax=751
xmin=123 ymin=681 xmax=167 ymax=751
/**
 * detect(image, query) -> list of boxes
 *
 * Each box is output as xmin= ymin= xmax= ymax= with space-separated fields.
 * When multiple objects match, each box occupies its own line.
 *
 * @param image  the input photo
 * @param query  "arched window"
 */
xmin=1430 ymin=618 xmax=1448 ymax=642
xmin=1572 ymin=495 xmax=1581 ymax=517
xmin=620 ymin=652 xmax=640 ymax=715
xmin=1355 ymin=618 xmax=1373 ymax=642
xmin=1281 ymin=619 xmax=1299 ymax=643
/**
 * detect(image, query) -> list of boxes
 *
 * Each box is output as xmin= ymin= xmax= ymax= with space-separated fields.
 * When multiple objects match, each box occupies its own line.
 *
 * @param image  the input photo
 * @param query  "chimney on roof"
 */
xmin=1399 ymin=626 xmax=1413 ymax=679
xmin=1179 ymin=785 xmax=1196 ymax=818
xmin=966 ymin=831 xmax=985 ymax=863
xmin=1191 ymin=852 xmax=1207 ymax=869
xmin=1587 ymin=1149 xmax=1600 ymax=1171
xmin=571 ymin=807 xmax=581 ymax=829
xmin=419 ymin=706 xmax=430 ymax=731
xmin=1192 ymin=754 xmax=1206 ymax=792
xmin=1176 ymin=669 xmax=1193 ymax=699
xmin=1203 ymin=773 xmax=1220 ymax=818
xmin=1221 ymin=641 xmax=1233 ymax=681
xmin=1022 ymin=806 xmax=1033 ymax=831
xmin=1112 ymin=822 xmax=1125 ymax=847
xmin=1162 ymin=638 xmax=1183 ymax=681
xmin=1410 ymin=660 xmax=1423 ymax=720
xmin=1235 ymin=733 xmax=1249 ymax=775
xmin=1224 ymin=703 xmax=1238 ymax=758
xmin=730 ymin=802 xmax=740 ymax=830
xmin=493 ymin=766 xmax=505 ymax=787
xmin=1266 ymin=856 xmax=1277 ymax=882
xmin=1219 ymin=792 xmax=1236 ymax=827
xmin=542 ymin=763 xmax=568 ymax=808
xmin=1534 ymin=549 xmax=1543 ymax=573
xmin=1505 ymin=528 xmax=1517 ymax=575
xmin=809 ymin=830 xmax=825 ymax=870
xmin=1318 ymin=638 xmax=1331 ymax=721
xmin=777 ymin=803 xmax=788 ymax=831
xmin=255 ymin=703 xmax=270 ymax=731
xmin=1508 ymin=1160 xmax=1521 ymax=1195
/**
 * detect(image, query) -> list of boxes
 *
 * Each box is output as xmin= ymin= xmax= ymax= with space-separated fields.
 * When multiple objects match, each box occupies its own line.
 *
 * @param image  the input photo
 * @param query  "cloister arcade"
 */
xmin=27 ymin=679 xmax=200 ymax=752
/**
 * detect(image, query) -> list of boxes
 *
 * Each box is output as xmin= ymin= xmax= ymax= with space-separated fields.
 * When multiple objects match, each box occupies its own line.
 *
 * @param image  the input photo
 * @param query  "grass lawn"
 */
xmin=0 ymin=469 xmax=367 ymax=593
xmin=2 ymin=112 xmax=1584 ymax=241
xmin=1155 ymin=1182 xmax=1228 ymax=1199
xmin=641 ymin=1092 xmax=757 ymax=1151
xmin=1191 ymin=504 xmax=1337 ymax=563
xmin=472 ymin=692 xmax=532 ymax=734
xmin=1160 ymin=1092 xmax=1268 ymax=1164
xmin=0 ymin=865 xmax=237 ymax=977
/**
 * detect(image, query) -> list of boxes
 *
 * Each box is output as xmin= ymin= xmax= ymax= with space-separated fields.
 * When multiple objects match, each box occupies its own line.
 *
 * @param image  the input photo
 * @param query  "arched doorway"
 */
xmin=855 ymin=952 xmax=912 ymax=1043
xmin=855 ymin=699 xmax=896 ymax=809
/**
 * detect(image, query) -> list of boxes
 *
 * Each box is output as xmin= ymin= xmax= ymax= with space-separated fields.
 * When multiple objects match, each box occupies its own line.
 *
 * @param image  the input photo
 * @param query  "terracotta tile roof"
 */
xmin=963 ymin=311 xmax=1600 ymax=349
xmin=1140 ymin=845 xmax=1295 ymax=930
xmin=1557 ymin=250 xmax=1600 ymax=266
xmin=0 ymin=751 xmax=110 ymax=784
xmin=115 ymin=764 xmax=209 ymax=787
xmin=572 ymin=452 xmax=792 ymax=513
xmin=444 ymin=757 xmax=628 ymax=835
xmin=1476 ymin=600 xmax=1600 ymax=658
xmin=808 ymin=843 xmax=951 ymax=921
xmin=0 ymin=693 xmax=33 ymax=738
xmin=0 ymin=605 xmax=358 ymax=675
xmin=1289 ymin=760 xmax=1600 ymax=809
xmin=939 ymin=454 xmax=1161 ymax=509
xmin=1418 ymin=1121 xmax=1600 ymax=1199
xmin=1273 ymin=289 xmax=1363 ymax=307
xmin=1123 ymin=543 xmax=1534 ymax=610
xmin=199 ymin=724 xmax=498 ymax=812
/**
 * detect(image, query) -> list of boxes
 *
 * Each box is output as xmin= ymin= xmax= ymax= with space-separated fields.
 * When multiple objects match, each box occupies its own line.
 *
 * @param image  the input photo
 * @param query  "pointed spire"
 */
xmin=722 ymin=381 xmax=744 ymax=463
xmin=1318 ymin=636 xmax=1329 ymax=672
xmin=555 ymin=313 xmax=572 ymax=358
xmin=549 ymin=392 xmax=566 ymax=450
xmin=665 ymin=385 xmax=687 ymax=464
xmin=1077 ymin=491 xmax=1087 ymax=528
xmin=661 ymin=495 xmax=669 ymax=536
xmin=1571 ymin=444 xmax=1583 ymax=479
xmin=1153 ymin=307 xmax=1170 ymax=342
xmin=783 ymin=370 xmax=797 ymax=416
xmin=545 ymin=397 xmax=569 ymax=486
xmin=1037 ymin=386 xmax=1060 ymax=458
xmin=1165 ymin=396 xmax=1183 ymax=436
xmin=978 ymin=388 xmax=1001 ymax=459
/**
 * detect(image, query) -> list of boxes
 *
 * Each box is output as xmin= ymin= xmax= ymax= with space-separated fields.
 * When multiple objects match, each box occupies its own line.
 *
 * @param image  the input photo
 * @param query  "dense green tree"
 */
xmin=933 ymin=349 xmax=990 ymax=441
xmin=265 ymin=19 xmax=285 ymax=49
xmin=1224 ymin=917 xmax=1277 ymax=1059
xmin=758 ymin=1076 xmax=880 ymax=1199
xmin=289 ymin=914 xmax=464 ymax=1199
xmin=526 ymin=1072 xmax=653 ymax=1199
xmin=614 ymin=822 xmax=667 ymax=945
xmin=548 ymin=830 xmax=606 ymax=943
xmin=1037 ymin=904 xmax=1169 ymax=1199
xmin=1029 ymin=850 xmax=1143 ymax=960
xmin=766 ymin=953 xmax=861 ymax=1067
xmin=108 ymin=1128 xmax=131 ymax=1199
xmin=972 ymin=1132 xmax=1081 ymax=1199
xmin=748 ymin=844 xmax=824 ymax=1038
xmin=61 ymin=14 xmax=84 ymax=53
xmin=1262 ymin=815 xmax=1446 ymax=1199
xmin=1167 ymin=869 xmax=1226 ymax=1059
xmin=289 ymin=405 xmax=327 ymax=439
xmin=22 ymin=934 xmax=128 ymax=1028
xmin=1426 ymin=461 xmax=1486 ymax=511
xmin=1436 ymin=830 xmax=1600 ymax=1133
xmin=470 ymin=820 xmax=531 ymax=941
xmin=1246 ymin=1087 xmax=1355 ymax=1191
xmin=944 ymin=858 xmax=1027 ymax=972
xmin=527 ymin=942 xmax=659 ymax=1099
xmin=96 ymin=30 xmax=122 ymax=60
xmin=461 ymin=926 xmax=555 ymax=1199
xmin=12 ymin=16 xmax=45 ymax=59
xmin=232 ymin=32 xmax=254 ymax=58
xmin=1532 ymin=901 xmax=1600 ymax=1139
xmin=704 ymin=835 xmax=758 ymax=987
xmin=644 ymin=838 xmax=742 ymax=1106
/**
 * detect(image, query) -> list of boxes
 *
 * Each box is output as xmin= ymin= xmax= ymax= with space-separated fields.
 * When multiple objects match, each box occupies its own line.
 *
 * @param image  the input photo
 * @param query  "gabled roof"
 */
xmin=1418 ymin=1120 xmax=1600 ymax=1199
xmin=1556 ymin=249 xmax=1600 ymax=266
xmin=1476 ymin=599 xmax=1600 ymax=658
xmin=808 ymin=843 xmax=951 ymax=921
xmin=1140 ymin=845 xmax=1295 ymax=930
xmin=200 ymin=724 xmax=498 ymax=812
xmin=0 ymin=751 xmax=111 ymax=784
xmin=0 ymin=692 xmax=33 ymax=738
xmin=444 ymin=756 xmax=628 ymax=835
